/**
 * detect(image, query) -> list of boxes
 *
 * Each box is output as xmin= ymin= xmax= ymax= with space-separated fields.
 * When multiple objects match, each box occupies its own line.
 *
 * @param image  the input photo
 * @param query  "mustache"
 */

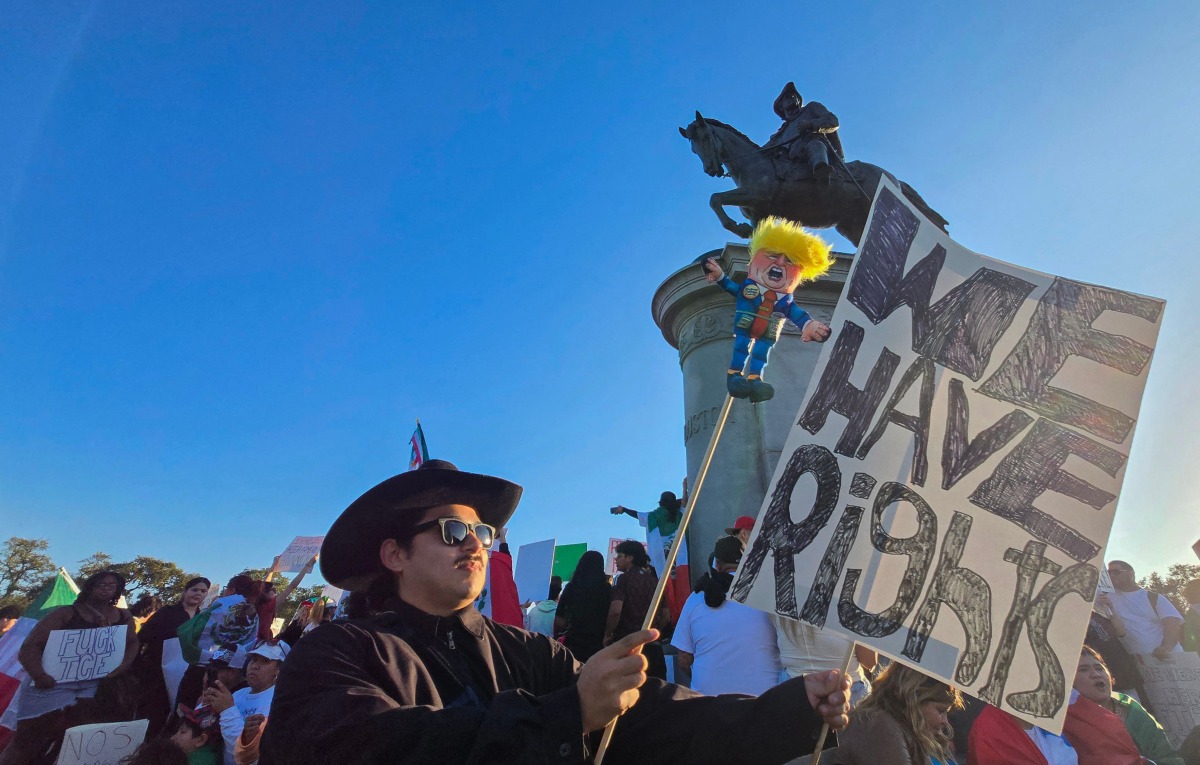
xmin=455 ymin=553 xmax=485 ymax=566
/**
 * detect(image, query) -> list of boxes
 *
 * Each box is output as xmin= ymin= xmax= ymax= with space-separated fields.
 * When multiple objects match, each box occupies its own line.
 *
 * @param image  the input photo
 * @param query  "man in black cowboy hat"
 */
xmin=262 ymin=460 xmax=851 ymax=764
xmin=762 ymin=82 xmax=844 ymax=183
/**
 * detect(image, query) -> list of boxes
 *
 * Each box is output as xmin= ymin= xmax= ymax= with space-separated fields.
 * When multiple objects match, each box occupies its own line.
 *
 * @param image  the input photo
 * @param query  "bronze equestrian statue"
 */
xmin=679 ymin=85 xmax=947 ymax=247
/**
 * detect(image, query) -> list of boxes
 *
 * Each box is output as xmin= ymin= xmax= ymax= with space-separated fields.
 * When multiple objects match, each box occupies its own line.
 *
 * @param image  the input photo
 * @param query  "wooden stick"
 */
xmin=810 ymin=641 xmax=857 ymax=765
xmin=593 ymin=394 xmax=735 ymax=765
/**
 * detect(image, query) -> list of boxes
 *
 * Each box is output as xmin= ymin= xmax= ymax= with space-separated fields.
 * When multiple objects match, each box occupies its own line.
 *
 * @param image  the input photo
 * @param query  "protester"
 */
xmin=1085 ymin=588 xmax=1148 ymax=704
xmin=607 ymin=539 xmax=668 ymax=680
xmin=176 ymin=575 xmax=264 ymax=718
xmin=1105 ymin=560 xmax=1184 ymax=658
xmin=554 ymin=551 xmax=611 ymax=661
xmin=1183 ymin=578 xmax=1200 ymax=653
xmin=131 ymin=595 xmax=163 ymax=632
xmin=203 ymin=643 xmax=287 ymax=765
xmin=262 ymin=460 xmax=851 ymax=764
xmin=133 ymin=577 xmax=213 ymax=735
xmin=968 ymin=704 xmax=1079 ymax=764
xmin=774 ymin=617 xmax=876 ymax=708
xmin=524 ymin=576 xmax=561 ymax=637
xmin=1065 ymin=645 xmax=1181 ymax=765
xmin=0 ymin=606 xmax=20 ymax=637
xmin=724 ymin=516 xmax=755 ymax=545
xmin=671 ymin=536 xmax=781 ymax=696
xmin=809 ymin=661 xmax=961 ymax=765
xmin=259 ymin=556 xmax=316 ymax=642
xmin=0 ymin=570 xmax=140 ymax=765
xmin=485 ymin=527 xmax=524 ymax=628
xmin=171 ymin=704 xmax=222 ymax=765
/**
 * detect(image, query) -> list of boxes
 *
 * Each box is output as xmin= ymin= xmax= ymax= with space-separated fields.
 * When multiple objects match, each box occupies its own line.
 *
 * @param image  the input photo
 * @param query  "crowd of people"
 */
xmin=0 ymin=460 xmax=1197 ymax=764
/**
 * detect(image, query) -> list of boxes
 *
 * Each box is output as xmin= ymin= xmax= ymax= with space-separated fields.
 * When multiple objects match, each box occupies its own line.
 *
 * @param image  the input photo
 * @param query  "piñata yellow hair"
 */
xmin=748 ymin=217 xmax=835 ymax=281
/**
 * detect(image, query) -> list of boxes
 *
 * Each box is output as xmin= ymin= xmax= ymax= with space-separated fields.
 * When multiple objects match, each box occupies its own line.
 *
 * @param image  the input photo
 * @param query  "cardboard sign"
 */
xmin=278 ymin=536 xmax=323 ymax=573
xmin=514 ymin=539 xmax=556 ymax=603
xmin=730 ymin=178 xmax=1164 ymax=733
xmin=551 ymin=543 xmax=588 ymax=582
xmin=42 ymin=626 xmax=127 ymax=683
xmin=56 ymin=719 xmax=148 ymax=765
xmin=1136 ymin=652 xmax=1200 ymax=748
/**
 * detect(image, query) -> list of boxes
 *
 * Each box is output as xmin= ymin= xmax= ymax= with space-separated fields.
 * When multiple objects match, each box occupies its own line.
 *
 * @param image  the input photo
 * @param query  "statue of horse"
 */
xmin=679 ymin=111 xmax=948 ymax=246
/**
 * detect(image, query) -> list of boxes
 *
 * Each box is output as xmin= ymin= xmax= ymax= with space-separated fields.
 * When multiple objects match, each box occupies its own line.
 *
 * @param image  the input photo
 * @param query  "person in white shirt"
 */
xmin=202 ymin=641 xmax=290 ymax=765
xmin=1104 ymin=560 xmax=1183 ymax=658
xmin=671 ymin=536 xmax=781 ymax=696
xmin=772 ymin=616 xmax=876 ymax=707
xmin=523 ymin=576 xmax=561 ymax=637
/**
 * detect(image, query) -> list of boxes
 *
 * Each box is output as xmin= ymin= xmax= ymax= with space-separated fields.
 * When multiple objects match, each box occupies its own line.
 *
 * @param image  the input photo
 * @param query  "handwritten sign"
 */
xmin=1136 ymin=653 xmax=1200 ymax=748
xmin=278 ymin=536 xmax=323 ymax=573
xmin=730 ymin=178 xmax=1164 ymax=733
xmin=514 ymin=539 xmax=556 ymax=603
xmin=56 ymin=719 xmax=147 ymax=765
xmin=42 ymin=626 xmax=127 ymax=683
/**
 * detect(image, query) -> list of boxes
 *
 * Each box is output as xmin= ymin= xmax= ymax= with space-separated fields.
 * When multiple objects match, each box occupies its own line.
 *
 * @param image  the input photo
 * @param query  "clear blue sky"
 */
xmin=2 ymin=1 xmax=1197 ymax=589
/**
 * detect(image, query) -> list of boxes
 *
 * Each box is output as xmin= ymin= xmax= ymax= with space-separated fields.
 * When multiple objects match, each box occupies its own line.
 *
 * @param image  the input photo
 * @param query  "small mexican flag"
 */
xmin=409 ymin=419 xmax=429 ymax=470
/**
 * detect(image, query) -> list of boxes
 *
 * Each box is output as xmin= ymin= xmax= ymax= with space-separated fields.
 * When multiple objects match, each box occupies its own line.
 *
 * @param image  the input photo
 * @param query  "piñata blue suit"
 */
xmin=717 ymin=275 xmax=813 ymax=393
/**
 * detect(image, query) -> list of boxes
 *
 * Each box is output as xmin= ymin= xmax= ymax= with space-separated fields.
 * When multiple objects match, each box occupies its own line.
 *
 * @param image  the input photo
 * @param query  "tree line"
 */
xmin=0 ymin=537 xmax=323 ymax=623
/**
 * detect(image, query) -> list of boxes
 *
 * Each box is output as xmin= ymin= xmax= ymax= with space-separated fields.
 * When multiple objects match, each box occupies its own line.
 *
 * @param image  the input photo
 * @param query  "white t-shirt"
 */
xmin=1107 ymin=587 xmax=1184 ymax=655
xmin=771 ymin=614 xmax=867 ymax=685
xmin=218 ymin=685 xmax=275 ymax=765
xmin=670 ymin=591 xmax=781 ymax=696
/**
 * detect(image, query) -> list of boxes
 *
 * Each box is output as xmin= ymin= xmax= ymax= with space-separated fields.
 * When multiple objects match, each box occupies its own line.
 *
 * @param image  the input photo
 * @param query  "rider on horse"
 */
xmin=762 ymin=82 xmax=844 ymax=184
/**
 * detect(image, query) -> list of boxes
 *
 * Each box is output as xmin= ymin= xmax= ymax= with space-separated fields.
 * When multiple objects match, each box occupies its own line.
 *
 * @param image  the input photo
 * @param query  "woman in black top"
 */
xmin=553 ymin=551 xmax=611 ymax=661
xmin=130 ymin=576 xmax=210 ymax=735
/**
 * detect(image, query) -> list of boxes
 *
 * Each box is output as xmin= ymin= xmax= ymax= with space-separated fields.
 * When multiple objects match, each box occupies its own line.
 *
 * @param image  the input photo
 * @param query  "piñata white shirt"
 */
xmin=670 ymin=591 xmax=781 ymax=696
xmin=219 ymin=685 xmax=275 ymax=765
xmin=1107 ymin=587 xmax=1183 ymax=655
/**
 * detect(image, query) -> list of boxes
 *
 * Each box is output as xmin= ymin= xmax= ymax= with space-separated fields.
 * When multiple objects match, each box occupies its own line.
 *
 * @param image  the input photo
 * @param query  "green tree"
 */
xmin=77 ymin=553 xmax=201 ymax=603
xmin=1139 ymin=562 xmax=1200 ymax=613
xmin=0 ymin=537 xmax=58 ymax=609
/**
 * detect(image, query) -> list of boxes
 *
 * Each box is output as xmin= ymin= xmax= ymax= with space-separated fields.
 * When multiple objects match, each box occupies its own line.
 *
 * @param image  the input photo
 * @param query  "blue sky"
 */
xmin=2 ymin=1 xmax=1197 ymax=589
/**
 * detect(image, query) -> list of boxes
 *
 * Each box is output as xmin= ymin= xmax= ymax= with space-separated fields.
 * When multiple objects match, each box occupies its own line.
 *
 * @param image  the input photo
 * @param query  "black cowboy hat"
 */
xmin=320 ymin=459 xmax=523 ymax=591
xmin=772 ymin=82 xmax=803 ymax=119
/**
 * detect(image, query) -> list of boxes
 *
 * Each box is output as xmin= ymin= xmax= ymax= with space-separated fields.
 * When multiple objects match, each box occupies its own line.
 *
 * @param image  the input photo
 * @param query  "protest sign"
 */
xmin=42 ymin=626 xmax=127 ymax=683
xmin=551 ymin=543 xmax=588 ymax=581
xmin=277 ymin=536 xmax=323 ymax=573
xmin=320 ymin=584 xmax=344 ymax=604
xmin=1136 ymin=653 xmax=1200 ymax=748
xmin=514 ymin=539 xmax=556 ymax=603
xmin=729 ymin=178 xmax=1164 ymax=733
xmin=56 ymin=719 xmax=147 ymax=765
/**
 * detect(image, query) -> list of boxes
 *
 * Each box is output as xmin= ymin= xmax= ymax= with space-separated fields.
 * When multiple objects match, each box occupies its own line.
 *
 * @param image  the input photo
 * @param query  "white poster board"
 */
xmin=1136 ymin=652 xmax=1200 ymax=748
xmin=161 ymin=637 xmax=187 ymax=710
xmin=41 ymin=626 xmax=127 ymax=683
xmin=56 ymin=719 xmax=148 ymax=765
xmin=277 ymin=536 xmax=323 ymax=573
xmin=514 ymin=539 xmax=556 ymax=603
xmin=729 ymin=178 xmax=1164 ymax=733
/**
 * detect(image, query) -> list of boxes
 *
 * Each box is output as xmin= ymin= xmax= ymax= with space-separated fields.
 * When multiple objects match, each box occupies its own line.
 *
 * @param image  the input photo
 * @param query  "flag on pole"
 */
xmin=409 ymin=420 xmax=429 ymax=470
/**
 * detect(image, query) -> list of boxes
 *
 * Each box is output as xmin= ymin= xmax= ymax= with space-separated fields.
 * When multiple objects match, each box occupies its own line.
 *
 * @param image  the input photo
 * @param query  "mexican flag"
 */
xmin=178 ymin=594 xmax=260 ymax=665
xmin=637 ymin=510 xmax=690 ymax=625
xmin=409 ymin=420 xmax=429 ymax=470
xmin=0 ymin=569 xmax=81 ymax=741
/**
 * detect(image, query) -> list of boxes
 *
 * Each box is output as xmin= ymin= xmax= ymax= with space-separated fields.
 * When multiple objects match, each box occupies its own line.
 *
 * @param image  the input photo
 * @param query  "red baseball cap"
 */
xmin=725 ymin=516 xmax=755 ymax=535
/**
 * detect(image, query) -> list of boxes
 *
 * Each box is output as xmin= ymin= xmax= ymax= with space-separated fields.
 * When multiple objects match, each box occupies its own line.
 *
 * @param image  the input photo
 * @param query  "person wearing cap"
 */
xmin=725 ymin=516 xmax=755 ymax=546
xmin=261 ymin=460 xmax=850 ymax=764
xmin=203 ymin=642 xmax=288 ymax=765
xmin=671 ymin=536 xmax=781 ymax=697
xmin=172 ymin=704 xmax=223 ymax=765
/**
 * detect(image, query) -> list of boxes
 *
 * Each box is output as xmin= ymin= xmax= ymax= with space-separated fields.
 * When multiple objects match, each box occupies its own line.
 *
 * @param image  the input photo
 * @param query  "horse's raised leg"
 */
xmin=710 ymin=189 xmax=758 ymax=239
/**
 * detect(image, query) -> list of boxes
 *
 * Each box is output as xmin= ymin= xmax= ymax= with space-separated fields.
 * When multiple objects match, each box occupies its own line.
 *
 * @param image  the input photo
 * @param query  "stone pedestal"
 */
xmin=651 ymin=245 xmax=850 ymax=581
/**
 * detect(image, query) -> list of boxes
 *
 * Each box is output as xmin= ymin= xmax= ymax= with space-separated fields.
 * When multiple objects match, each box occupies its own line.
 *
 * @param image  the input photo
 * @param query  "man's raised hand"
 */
xmin=576 ymin=629 xmax=658 ymax=733
xmin=803 ymin=669 xmax=852 ymax=730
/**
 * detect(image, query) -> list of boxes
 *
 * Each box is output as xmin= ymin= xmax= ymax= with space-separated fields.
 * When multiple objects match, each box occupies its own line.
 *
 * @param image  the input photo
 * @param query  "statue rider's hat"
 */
xmin=773 ymin=82 xmax=804 ymax=119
